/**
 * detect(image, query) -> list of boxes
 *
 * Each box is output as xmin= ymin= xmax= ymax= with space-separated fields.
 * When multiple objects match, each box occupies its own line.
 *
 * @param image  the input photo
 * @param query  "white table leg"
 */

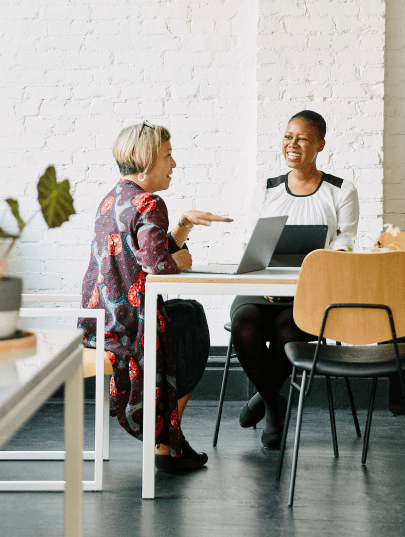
xmin=64 ymin=359 xmax=83 ymax=536
xmin=143 ymin=285 xmax=158 ymax=499
xmin=103 ymin=375 xmax=110 ymax=460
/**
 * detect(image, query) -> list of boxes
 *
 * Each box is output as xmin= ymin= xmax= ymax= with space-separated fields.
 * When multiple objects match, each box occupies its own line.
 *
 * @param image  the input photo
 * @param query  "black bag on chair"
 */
xmin=164 ymin=298 xmax=210 ymax=399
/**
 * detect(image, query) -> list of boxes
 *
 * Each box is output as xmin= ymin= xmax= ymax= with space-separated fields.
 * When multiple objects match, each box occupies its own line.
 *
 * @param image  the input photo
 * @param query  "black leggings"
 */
xmin=230 ymin=296 xmax=314 ymax=403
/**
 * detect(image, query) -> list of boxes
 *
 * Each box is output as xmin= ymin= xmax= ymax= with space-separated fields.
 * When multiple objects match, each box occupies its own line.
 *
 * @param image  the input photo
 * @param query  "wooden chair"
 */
xmin=276 ymin=250 xmax=405 ymax=506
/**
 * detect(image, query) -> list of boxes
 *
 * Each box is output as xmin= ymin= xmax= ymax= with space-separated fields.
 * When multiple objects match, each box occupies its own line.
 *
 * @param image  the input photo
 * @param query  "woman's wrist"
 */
xmin=178 ymin=217 xmax=194 ymax=229
xmin=172 ymin=232 xmax=188 ymax=246
xmin=171 ymin=221 xmax=192 ymax=245
xmin=172 ymin=215 xmax=194 ymax=245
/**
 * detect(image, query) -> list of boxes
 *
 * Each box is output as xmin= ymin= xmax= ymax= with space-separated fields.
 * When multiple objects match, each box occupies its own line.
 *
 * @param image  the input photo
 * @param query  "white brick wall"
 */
xmin=384 ymin=0 xmax=405 ymax=230
xmin=0 ymin=0 xmax=392 ymax=344
xmin=0 ymin=0 xmax=257 ymax=343
xmin=257 ymin=0 xmax=385 ymax=249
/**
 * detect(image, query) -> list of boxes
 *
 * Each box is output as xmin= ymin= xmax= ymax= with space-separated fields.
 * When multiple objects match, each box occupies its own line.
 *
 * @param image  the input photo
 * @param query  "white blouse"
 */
xmin=247 ymin=172 xmax=360 ymax=251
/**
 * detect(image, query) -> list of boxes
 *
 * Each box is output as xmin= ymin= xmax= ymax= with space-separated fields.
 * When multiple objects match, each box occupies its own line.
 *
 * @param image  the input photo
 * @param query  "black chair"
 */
xmin=213 ymin=321 xmax=252 ymax=447
xmin=213 ymin=321 xmax=361 ymax=447
xmin=276 ymin=249 xmax=405 ymax=506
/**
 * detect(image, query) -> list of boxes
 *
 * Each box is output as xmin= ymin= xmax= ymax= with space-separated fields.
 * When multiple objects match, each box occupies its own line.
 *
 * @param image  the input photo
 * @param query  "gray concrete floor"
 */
xmin=1 ymin=400 xmax=405 ymax=537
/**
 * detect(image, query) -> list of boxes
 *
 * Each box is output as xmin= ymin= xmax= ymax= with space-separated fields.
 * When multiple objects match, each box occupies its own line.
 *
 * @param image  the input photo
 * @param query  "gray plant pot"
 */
xmin=0 ymin=277 xmax=22 ymax=339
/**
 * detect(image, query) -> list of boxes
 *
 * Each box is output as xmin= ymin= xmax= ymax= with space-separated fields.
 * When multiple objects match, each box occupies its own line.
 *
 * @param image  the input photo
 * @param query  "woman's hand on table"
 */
xmin=172 ymin=249 xmax=192 ymax=270
xmin=181 ymin=210 xmax=233 ymax=227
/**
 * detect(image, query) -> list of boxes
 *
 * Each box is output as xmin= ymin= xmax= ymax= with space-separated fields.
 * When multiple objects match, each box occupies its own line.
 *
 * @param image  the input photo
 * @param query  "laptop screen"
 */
xmin=269 ymin=225 xmax=328 ymax=267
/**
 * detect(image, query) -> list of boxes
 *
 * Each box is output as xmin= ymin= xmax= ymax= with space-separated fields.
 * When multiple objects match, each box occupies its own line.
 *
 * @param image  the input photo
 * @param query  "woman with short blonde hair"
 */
xmin=79 ymin=120 xmax=232 ymax=472
xmin=113 ymin=121 xmax=171 ymax=176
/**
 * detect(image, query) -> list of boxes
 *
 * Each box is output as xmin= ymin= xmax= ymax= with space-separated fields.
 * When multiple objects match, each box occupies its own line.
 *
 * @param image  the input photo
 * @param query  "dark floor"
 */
xmin=1 ymin=400 xmax=405 ymax=537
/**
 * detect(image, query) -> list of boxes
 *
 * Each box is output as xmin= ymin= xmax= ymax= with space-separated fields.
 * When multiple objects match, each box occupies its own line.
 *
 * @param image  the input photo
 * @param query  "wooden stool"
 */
xmin=82 ymin=348 xmax=113 ymax=460
xmin=82 ymin=348 xmax=113 ymax=378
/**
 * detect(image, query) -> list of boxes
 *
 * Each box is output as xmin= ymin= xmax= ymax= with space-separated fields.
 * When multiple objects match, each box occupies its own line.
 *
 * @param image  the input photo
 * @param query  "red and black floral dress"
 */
xmin=78 ymin=179 xmax=186 ymax=456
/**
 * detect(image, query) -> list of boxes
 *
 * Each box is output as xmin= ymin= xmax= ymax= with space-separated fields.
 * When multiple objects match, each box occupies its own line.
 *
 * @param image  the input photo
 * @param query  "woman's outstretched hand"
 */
xmin=181 ymin=210 xmax=233 ymax=227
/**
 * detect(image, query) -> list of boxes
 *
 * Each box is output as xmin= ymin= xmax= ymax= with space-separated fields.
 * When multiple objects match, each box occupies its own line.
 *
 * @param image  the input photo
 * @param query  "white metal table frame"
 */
xmin=0 ymin=330 xmax=84 ymax=536
xmin=0 ymin=295 xmax=106 ymax=492
xmin=142 ymin=268 xmax=299 ymax=499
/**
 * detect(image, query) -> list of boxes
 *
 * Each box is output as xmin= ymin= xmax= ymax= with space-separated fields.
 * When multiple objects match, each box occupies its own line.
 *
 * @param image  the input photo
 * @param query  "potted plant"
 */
xmin=0 ymin=166 xmax=75 ymax=339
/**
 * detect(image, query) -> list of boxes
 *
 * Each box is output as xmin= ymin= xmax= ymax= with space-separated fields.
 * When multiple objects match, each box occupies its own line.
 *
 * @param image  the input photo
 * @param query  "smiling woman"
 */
xmin=78 ymin=121 xmax=233 ymax=472
xmin=231 ymin=110 xmax=360 ymax=451
xmin=282 ymin=112 xmax=326 ymax=195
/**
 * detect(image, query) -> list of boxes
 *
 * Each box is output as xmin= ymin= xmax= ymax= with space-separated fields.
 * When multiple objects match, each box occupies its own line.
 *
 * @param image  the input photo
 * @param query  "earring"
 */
xmin=138 ymin=172 xmax=146 ymax=182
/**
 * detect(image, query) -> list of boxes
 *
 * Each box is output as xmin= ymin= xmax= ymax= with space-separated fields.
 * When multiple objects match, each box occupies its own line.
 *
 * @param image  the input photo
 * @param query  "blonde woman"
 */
xmin=79 ymin=121 xmax=232 ymax=471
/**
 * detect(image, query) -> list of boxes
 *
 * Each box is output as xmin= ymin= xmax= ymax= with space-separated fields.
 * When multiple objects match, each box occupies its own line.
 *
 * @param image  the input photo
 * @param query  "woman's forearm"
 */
xmin=171 ymin=217 xmax=194 ymax=247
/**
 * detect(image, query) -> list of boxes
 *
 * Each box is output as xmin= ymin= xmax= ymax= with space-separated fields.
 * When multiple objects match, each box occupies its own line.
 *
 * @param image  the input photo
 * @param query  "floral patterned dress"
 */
xmin=78 ymin=178 xmax=185 ymax=456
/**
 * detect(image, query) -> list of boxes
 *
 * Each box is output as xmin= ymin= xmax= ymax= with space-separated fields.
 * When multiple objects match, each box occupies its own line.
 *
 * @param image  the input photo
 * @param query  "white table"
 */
xmin=143 ymin=267 xmax=300 ymax=498
xmin=0 ymin=329 xmax=84 ymax=537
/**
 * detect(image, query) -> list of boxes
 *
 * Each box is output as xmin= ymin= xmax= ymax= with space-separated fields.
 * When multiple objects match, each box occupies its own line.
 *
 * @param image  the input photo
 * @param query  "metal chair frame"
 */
xmin=213 ymin=321 xmax=361 ymax=447
xmin=277 ymin=303 xmax=405 ymax=506
xmin=212 ymin=323 xmax=236 ymax=446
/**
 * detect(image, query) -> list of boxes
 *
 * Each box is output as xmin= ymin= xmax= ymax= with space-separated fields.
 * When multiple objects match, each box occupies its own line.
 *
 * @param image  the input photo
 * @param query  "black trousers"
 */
xmin=230 ymin=296 xmax=314 ymax=403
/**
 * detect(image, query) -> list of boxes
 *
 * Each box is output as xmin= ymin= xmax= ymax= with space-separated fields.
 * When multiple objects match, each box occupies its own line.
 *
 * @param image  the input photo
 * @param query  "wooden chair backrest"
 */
xmin=293 ymin=250 xmax=405 ymax=345
xmin=377 ymin=231 xmax=405 ymax=252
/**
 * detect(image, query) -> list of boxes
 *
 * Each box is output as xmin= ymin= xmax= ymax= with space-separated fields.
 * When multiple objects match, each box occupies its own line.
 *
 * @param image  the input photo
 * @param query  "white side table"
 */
xmin=0 ymin=329 xmax=84 ymax=537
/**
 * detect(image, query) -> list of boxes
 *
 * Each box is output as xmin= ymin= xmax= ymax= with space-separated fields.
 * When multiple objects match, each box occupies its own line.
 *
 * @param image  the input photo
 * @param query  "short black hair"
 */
xmin=288 ymin=110 xmax=326 ymax=140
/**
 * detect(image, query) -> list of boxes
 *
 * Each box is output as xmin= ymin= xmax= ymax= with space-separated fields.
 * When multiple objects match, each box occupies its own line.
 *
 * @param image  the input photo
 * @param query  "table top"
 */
xmin=146 ymin=267 xmax=300 ymax=284
xmin=0 ymin=329 xmax=83 ymax=421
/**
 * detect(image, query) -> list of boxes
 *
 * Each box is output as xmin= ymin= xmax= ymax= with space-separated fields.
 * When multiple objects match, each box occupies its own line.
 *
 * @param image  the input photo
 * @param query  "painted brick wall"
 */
xmin=257 ymin=0 xmax=385 ymax=251
xmin=0 ymin=0 xmax=388 ymax=344
xmin=384 ymin=0 xmax=405 ymax=229
xmin=0 ymin=0 xmax=257 ymax=343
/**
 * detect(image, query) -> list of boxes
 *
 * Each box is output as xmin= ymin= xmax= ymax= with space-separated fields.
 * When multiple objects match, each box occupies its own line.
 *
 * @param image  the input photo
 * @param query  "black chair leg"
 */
xmin=288 ymin=370 xmax=307 ymax=507
xmin=276 ymin=367 xmax=296 ymax=480
xmin=344 ymin=377 xmax=361 ymax=437
xmin=213 ymin=333 xmax=233 ymax=447
xmin=336 ymin=342 xmax=361 ymax=439
xmin=326 ymin=376 xmax=339 ymax=458
xmin=361 ymin=377 xmax=378 ymax=465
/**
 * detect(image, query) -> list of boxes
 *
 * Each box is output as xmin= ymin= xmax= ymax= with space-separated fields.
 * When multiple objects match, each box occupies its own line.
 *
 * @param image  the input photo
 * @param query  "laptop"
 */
xmin=268 ymin=225 xmax=328 ymax=268
xmin=183 ymin=215 xmax=288 ymax=275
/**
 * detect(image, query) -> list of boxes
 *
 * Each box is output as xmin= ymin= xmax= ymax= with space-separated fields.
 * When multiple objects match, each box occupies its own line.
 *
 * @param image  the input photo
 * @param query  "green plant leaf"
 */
xmin=37 ymin=166 xmax=75 ymax=229
xmin=5 ymin=198 xmax=25 ymax=233
xmin=0 ymin=227 xmax=20 ymax=239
